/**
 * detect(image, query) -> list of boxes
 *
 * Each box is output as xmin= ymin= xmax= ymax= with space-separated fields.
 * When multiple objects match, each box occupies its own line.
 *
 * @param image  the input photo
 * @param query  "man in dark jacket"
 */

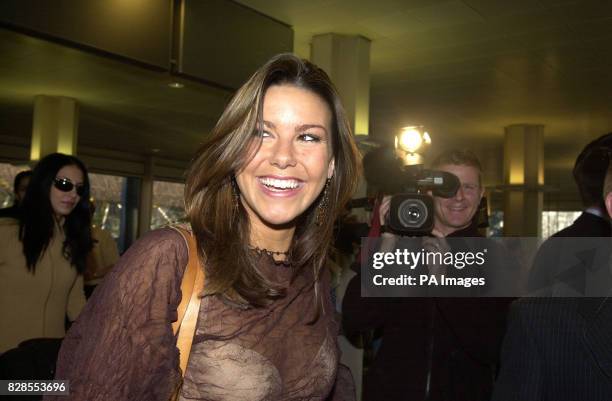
xmin=343 ymin=150 xmax=512 ymax=401
xmin=493 ymin=155 xmax=612 ymax=401
xmin=529 ymin=133 xmax=612 ymax=293
xmin=555 ymin=132 xmax=612 ymax=237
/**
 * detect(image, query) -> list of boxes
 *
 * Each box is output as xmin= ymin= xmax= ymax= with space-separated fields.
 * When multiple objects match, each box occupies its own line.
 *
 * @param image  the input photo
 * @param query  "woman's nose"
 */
xmin=269 ymin=137 xmax=297 ymax=169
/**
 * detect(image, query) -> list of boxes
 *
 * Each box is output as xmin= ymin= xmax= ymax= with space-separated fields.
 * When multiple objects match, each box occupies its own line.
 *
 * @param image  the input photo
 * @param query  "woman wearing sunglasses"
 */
xmin=48 ymin=54 xmax=360 ymax=400
xmin=0 ymin=152 xmax=93 ymax=354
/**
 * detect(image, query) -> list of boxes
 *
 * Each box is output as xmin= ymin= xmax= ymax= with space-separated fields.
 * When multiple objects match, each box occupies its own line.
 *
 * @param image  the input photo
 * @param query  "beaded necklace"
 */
xmin=249 ymin=246 xmax=292 ymax=266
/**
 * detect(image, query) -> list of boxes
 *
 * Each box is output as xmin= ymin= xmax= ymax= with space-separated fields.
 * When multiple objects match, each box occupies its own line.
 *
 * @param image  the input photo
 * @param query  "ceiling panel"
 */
xmin=569 ymin=16 xmax=612 ymax=38
xmin=463 ymin=0 xmax=544 ymax=17
xmin=410 ymin=1 xmax=483 ymax=26
xmin=2 ymin=1 xmax=612 ymax=196
xmin=361 ymin=12 xmax=428 ymax=37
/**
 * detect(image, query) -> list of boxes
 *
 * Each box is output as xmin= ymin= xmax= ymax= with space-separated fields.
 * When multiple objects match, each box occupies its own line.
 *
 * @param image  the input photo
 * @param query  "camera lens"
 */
xmin=397 ymin=199 xmax=428 ymax=228
xmin=407 ymin=206 xmax=421 ymax=220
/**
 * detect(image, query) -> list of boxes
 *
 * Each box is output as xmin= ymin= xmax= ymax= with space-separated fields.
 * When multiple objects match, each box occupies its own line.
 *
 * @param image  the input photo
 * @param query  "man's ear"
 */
xmin=605 ymin=192 xmax=612 ymax=219
xmin=327 ymin=158 xmax=335 ymax=180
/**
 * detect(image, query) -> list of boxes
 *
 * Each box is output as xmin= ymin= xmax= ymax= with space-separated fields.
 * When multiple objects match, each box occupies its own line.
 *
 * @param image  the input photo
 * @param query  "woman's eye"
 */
xmin=253 ymin=130 xmax=272 ymax=138
xmin=299 ymin=133 xmax=321 ymax=142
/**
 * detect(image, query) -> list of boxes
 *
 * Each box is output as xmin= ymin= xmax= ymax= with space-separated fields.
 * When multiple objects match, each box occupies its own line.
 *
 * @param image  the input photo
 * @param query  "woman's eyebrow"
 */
xmin=263 ymin=120 xmax=328 ymax=135
xmin=296 ymin=124 xmax=328 ymax=134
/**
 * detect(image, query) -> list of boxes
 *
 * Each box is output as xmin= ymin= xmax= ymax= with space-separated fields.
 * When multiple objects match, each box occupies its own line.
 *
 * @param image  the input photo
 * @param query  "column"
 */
xmin=503 ymin=124 xmax=545 ymax=236
xmin=311 ymin=34 xmax=370 ymax=136
xmin=311 ymin=34 xmax=370 ymax=400
xmin=31 ymin=95 xmax=79 ymax=160
xmin=311 ymin=33 xmax=370 ymax=212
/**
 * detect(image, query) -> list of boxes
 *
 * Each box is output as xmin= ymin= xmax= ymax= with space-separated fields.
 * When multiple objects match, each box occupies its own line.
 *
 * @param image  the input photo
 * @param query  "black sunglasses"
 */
xmin=53 ymin=177 xmax=86 ymax=197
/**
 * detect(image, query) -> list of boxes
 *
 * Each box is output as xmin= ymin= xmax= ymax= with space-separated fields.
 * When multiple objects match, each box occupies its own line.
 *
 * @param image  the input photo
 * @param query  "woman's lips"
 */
xmin=257 ymin=176 xmax=304 ymax=197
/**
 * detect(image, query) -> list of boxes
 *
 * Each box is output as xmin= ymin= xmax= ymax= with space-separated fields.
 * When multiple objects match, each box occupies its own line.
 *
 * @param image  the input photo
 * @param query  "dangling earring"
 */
xmin=316 ymin=179 xmax=331 ymax=226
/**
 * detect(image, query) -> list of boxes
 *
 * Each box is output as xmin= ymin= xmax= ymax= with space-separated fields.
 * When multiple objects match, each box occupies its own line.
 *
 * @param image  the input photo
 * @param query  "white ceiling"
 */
xmin=237 ymin=0 xmax=612 ymax=190
xmin=2 ymin=0 xmax=612 ymax=196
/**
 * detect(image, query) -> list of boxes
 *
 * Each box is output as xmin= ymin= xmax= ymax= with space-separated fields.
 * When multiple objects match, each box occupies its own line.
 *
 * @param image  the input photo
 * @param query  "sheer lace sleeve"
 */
xmin=327 ymin=363 xmax=356 ymax=401
xmin=44 ymin=228 xmax=188 ymax=401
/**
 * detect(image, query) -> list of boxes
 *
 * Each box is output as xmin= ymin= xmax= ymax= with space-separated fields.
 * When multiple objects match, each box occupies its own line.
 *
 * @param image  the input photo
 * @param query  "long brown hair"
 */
xmin=185 ymin=53 xmax=360 ymax=309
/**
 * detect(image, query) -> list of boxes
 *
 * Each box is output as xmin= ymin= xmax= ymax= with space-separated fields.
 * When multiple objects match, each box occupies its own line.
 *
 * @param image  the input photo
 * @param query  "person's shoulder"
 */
xmin=127 ymin=226 xmax=189 ymax=258
xmin=0 ymin=217 xmax=18 ymax=226
xmin=106 ymin=227 xmax=190 ymax=289
xmin=551 ymin=223 xmax=579 ymax=238
xmin=0 ymin=217 xmax=19 ymax=236
xmin=550 ymin=212 xmax=608 ymax=237
xmin=0 ymin=218 xmax=19 ymax=254
xmin=92 ymin=225 xmax=115 ymax=242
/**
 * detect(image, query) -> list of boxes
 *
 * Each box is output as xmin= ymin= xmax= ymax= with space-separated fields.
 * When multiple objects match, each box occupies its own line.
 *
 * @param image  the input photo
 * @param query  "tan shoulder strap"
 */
xmin=169 ymin=225 xmax=205 ymax=376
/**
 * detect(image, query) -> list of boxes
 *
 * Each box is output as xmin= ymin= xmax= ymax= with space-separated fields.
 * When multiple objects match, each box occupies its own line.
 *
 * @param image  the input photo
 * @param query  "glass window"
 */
xmin=151 ymin=180 xmax=186 ymax=230
xmin=487 ymin=210 xmax=504 ymax=237
xmin=0 ymin=163 xmax=30 ymax=208
xmin=541 ymin=211 xmax=581 ymax=239
xmin=89 ymin=173 xmax=127 ymax=240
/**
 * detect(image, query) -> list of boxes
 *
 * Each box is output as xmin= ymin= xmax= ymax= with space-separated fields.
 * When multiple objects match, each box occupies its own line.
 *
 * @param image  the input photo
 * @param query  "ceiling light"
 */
xmin=396 ymin=126 xmax=431 ymax=154
xmin=168 ymin=82 xmax=184 ymax=89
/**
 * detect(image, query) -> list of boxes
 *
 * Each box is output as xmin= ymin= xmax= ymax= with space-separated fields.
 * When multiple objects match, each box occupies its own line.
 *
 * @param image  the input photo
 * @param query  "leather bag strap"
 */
xmin=169 ymin=226 xmax=205 ymax=376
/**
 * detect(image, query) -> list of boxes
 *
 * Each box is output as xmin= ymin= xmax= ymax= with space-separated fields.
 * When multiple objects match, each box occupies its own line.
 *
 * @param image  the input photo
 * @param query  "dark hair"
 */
xmin=185 ymin=53 xmax=361 ymax=309
xmin=573 ymin=132 xmax=612 ymax=208
xmin=603 ymin=162 xmax=612 ymax=199
xmin=13 ymin=170 xmax=32 ymax=193
xmin=19 ymin=153 xmax=93 ymax=273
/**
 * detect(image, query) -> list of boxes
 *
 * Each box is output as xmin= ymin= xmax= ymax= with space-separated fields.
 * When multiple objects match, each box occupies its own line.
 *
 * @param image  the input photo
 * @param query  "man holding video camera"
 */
xmin=429 ymin=149 xmax=484 ymax=237
xmin=343 ymin=149 xmax=511 ymax=401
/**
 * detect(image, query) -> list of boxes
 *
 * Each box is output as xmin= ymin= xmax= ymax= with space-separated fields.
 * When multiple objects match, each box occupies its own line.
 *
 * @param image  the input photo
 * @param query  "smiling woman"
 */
xmin=49 ymin=54 xmax=361 ymax=401
xmin=185 ymin=54 xmax=360 ymax=307
xmin=236 ymin=84 xmax=334 ymax=249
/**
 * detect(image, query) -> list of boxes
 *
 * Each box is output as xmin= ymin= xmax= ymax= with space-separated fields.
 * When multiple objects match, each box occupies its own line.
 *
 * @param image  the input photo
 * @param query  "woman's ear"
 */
xmin=605 ymin=192 xmax=612 ymax=219
xmin=327 ymin=158 xmax=335 ymax=180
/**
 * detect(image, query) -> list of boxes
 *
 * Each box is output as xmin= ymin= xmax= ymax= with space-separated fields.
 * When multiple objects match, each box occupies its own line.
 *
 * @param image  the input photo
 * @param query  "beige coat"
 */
xmin=84 ymin=226 xmax=119 ymax=286
xmin=0 ymin=218 xmax=85 ymax=353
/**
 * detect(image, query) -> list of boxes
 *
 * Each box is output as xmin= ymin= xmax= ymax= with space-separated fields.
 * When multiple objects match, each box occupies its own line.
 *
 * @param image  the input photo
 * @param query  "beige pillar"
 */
xmin=311 ymin=34 xmax=370 ymax=136
xmin=31 ymin=95 xmax=78 ymax=160
xmin=138 ymin=156 xmax=154 ymax=237
xmin=311 ymin=34 xmax=370 ymax=400
xmin=311 ymin=33 xmax=370 ymax=208
xmin=503 ymin=124 xmax=545 ymax=236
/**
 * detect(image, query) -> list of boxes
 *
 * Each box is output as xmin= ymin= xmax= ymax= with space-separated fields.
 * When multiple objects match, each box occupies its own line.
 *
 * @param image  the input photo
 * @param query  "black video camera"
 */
xmin=387 ymin=165 xmax=460 ymax=235
xmin=362 ymin=146 xmax=460 ymax=235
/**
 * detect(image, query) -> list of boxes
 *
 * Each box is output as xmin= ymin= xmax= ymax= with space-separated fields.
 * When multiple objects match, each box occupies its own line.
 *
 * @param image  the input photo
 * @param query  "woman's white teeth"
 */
xmin=260 ymin=177 xmax=300 ymax=190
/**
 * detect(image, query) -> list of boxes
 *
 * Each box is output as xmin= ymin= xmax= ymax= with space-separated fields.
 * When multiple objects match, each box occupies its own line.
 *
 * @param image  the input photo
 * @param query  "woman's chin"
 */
xmin=261 ymin=216 xmax=297 ymax=229
xmin=255 ymin=210 xmax=301 ymax=229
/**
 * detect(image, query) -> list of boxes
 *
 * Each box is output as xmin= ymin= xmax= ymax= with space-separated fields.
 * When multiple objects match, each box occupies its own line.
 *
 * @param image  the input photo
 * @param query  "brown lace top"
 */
xmin=46 ymin=228 xmax=355 ymax=401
